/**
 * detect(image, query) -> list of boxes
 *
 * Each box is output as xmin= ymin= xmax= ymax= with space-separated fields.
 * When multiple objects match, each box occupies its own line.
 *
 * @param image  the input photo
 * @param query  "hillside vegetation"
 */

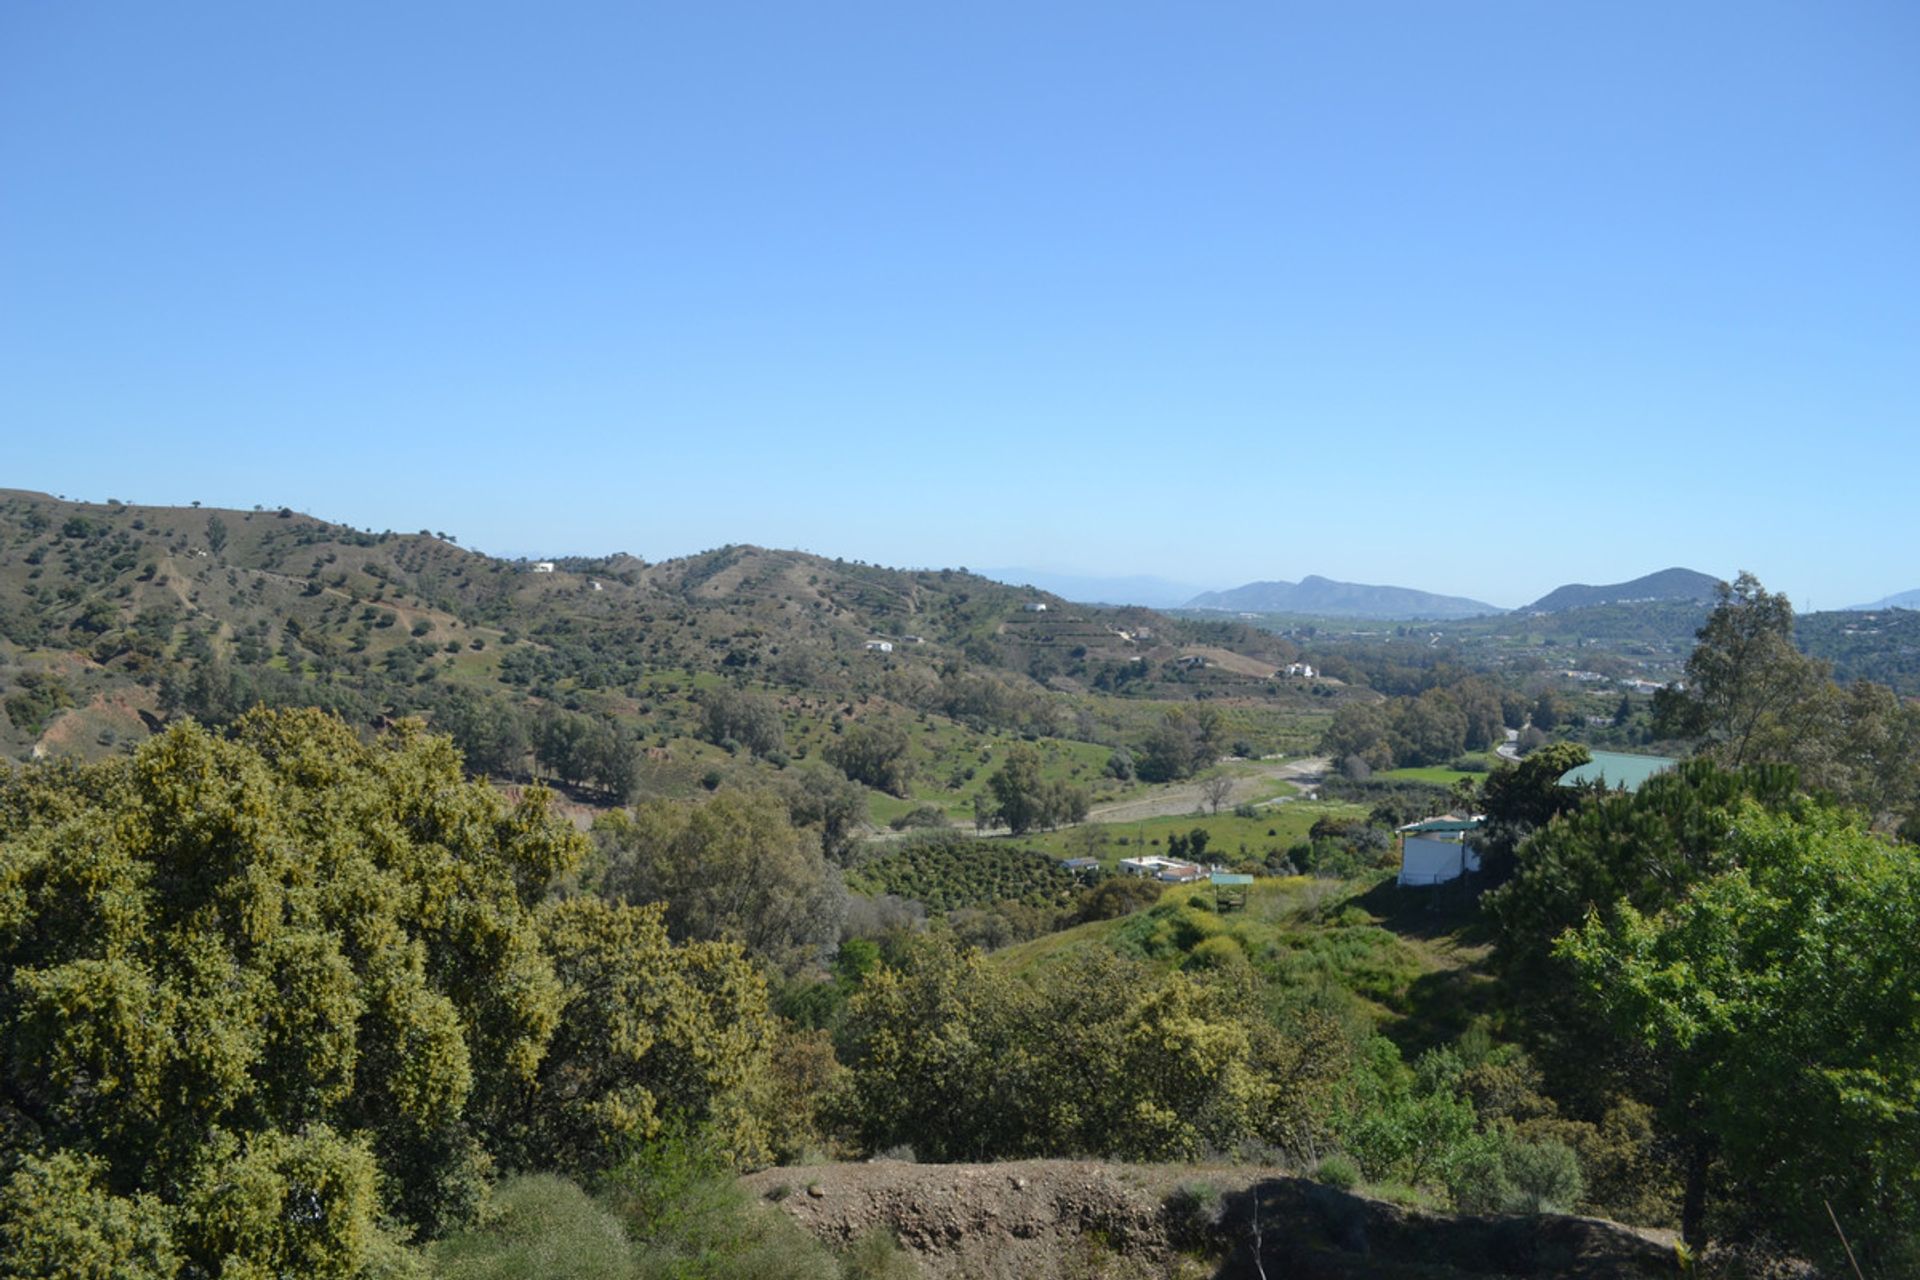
xmin=3 ymin=495 xmax=1918 ymax=1279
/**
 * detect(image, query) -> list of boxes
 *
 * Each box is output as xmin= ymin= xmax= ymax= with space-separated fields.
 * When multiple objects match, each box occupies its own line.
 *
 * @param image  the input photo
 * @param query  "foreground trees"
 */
xmin=0 ymin=711 xmax=774 ymax=1278
xmin=1560 ymin=807 xmax=1920 ymax=1266
xmin=1485 ymin=755 xmax=1920 ymax=1267
xmin=592 ymin=789 xmax=846 ymax=975
xmin=839 ymin=937 xmax=1347 ymax=1164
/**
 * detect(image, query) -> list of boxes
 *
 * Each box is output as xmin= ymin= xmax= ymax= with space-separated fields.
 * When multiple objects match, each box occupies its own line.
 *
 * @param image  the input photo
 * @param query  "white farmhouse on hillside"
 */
xmin=1283 ymin=662 xmax=1316 ymax=679
xmin=531 ymin=561 xmax=556 ymax=574
xmin=1023 ymin=601 xmax=1049 ymax=613
xmin=864 ymin=640 xmax=894 ymax=654
xmin=1396 ymin=815 xmax=1483 ymax=887
xmin=1118 ymin=855 xmax=1206 ymax=883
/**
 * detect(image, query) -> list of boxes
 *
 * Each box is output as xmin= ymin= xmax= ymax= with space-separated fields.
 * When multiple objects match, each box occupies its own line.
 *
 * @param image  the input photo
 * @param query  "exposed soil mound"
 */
xmin=741 ymin=1160 xmax=1681 ymax=1280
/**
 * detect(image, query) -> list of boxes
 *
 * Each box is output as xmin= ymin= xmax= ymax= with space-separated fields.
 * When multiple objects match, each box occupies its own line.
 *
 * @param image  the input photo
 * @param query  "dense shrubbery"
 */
xmin=1317 ymin=678 xmax=1509 ymax=769
xmin=0 ymin=712 xmax=776 ymax=1277
xmin=839 ymin=938 xmax=1349 ymax=1163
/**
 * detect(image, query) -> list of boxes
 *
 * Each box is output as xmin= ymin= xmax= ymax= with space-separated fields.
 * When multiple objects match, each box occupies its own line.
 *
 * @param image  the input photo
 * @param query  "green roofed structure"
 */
xmin=1210 ymin=872 xmax=1253 ymax=912
xmin=1558 ymin=750 xmax=1678 ymax=793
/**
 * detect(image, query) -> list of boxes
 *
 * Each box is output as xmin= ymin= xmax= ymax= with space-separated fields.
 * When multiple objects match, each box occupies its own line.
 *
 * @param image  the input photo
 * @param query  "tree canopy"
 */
xmin=0 ymin=711 xmax=775 ymax=1278
xmin=1558 ymin=806 xmax=1920 ymax=1267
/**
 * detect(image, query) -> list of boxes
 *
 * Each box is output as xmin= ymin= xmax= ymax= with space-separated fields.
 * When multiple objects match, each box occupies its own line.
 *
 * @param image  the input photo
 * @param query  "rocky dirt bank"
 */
xmin=742 ymin=1158 xmax=1682 ymax=1279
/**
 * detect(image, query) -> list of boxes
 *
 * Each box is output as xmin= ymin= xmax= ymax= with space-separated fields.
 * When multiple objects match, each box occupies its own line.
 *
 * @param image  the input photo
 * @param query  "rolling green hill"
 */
xmin=0 ymin=490 xmax=1353 ymax=827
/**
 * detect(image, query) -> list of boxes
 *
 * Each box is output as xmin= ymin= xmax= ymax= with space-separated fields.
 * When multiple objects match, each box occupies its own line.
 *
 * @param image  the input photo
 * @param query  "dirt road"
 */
xmin=1085 ymin=755 xmax=1330 ymax=824
xmin=861 ymin=756 xmax=1333 ymax=843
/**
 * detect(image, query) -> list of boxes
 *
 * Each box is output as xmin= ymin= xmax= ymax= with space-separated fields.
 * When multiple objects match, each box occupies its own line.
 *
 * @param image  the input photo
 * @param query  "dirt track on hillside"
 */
xmin=1085 ymin=756 xmax=1331 ymax=824
xmin=860 ymin=757 xmax=1333 ymax=844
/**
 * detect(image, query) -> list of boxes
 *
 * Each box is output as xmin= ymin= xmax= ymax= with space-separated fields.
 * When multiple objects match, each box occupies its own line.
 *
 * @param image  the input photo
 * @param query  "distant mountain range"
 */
xmin=1184 ymin=575 xmax=1501 ymax=620
xmin=1850 ymin=589 xmax=1920 ymax=611
xmin=1518 ymin=568 xmax=1723 ymax=614
xmin=981 ymin=569 xmax=1210 ymax=609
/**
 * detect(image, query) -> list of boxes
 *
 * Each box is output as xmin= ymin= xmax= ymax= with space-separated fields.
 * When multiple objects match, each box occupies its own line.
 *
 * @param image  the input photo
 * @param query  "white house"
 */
xmin=531 ymin=561 xmax=556 ymax=574
xmin=1118 ymin=855 xmax=1206 ymax=883
xmin=863 ymin=640 xmax=894 ymax=654
xmin=1283 ymin=662 xmax=1316 ymax=679
xmin=1023 ymin=602 xmax=1049 ymax=613
xmin=1396 ymin=815 xmax=1482 ymax=887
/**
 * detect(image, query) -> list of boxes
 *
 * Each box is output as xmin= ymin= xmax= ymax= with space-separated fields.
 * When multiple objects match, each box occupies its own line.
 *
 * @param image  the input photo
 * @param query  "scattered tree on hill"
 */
xmin=1137 ymin=706 xmax=1224 ymax=783
xmin=1201 ymin=773 xmax=1233 ymax=815
xmin=823 ymin=721 xmax=914 ymax=796
xmin=1653 ymin=573 xmax=1920 ymax=830
xmin=987 ymin=743 xmax=1047 ymax=834
xmin=1652 ymin=572 xmax=1824 ymax=768
xmin=776 ymin=764 xmax=869 ymax=864
xmin=698 ymin=686 xmax=786 ymax=758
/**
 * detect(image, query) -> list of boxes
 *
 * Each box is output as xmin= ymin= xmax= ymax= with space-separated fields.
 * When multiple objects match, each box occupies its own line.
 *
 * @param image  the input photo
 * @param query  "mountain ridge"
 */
xmin=1184 ymin=574 xmax=1502 ymax=620
xmin=1519 ymin=567 xmax=1723 ymax=614
xmin=1850 ymin=588 xmax=1920 ymax=611
xmin=980 ymin=567 xmax=1210 ymax=609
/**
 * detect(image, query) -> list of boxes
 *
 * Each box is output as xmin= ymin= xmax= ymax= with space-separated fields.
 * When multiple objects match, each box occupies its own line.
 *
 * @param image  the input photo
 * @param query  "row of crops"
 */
xmin=848 ymin=833 xmax=1087 ymax=912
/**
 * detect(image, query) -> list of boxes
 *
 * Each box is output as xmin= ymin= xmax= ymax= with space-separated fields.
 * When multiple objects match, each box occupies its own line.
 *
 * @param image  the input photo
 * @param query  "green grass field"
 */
xmin=1005 ymin=798 xmax=1369 ymax=867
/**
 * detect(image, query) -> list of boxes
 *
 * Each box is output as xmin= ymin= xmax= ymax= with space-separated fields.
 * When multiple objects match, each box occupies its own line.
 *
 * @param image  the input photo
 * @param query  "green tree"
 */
xmin=823 ymin=721 xmax=914 ymax=796
xmin=1472 ymin=741 xmax=1591 ymax=881
xmin=522 ymin=898 xmax=777 ymax=1173
xmin=1317 ymin=703 xmax=1394 ymax=773
xmin=1394 ymin=689 xmax=1470 ymax=766
xmin=1558 ymin=807 xmax=1920 ymax=1264
xmin=595 ymin=789 xmax=845 ymax=974
xmin=0 ymin=710 xmax=782 ymax=1273
xmin=1138 ymin=707 xmax=1219 ymax=783
xmin=1652 ymin=572 xmax=1831 ymax=769
xmin=777 ymin=764 xmax=869 ymax=864
xmin=987 ymin=744 xmax=1046 ymax=834
xmin=697 ymin=687 xmax=786 ymax=758
xmin=1487 ymin=759 xmax=1798 ymax=981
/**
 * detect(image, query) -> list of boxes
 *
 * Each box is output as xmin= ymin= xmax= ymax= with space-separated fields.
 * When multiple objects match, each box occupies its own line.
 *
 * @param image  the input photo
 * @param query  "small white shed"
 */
xmin=1396 ymin=816 xmax=1483 ymax=887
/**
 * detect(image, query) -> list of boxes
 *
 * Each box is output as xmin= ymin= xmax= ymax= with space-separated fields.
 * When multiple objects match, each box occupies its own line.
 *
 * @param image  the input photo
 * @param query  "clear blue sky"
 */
xmin=3 ymin=3 xmax=1915 ymax=609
